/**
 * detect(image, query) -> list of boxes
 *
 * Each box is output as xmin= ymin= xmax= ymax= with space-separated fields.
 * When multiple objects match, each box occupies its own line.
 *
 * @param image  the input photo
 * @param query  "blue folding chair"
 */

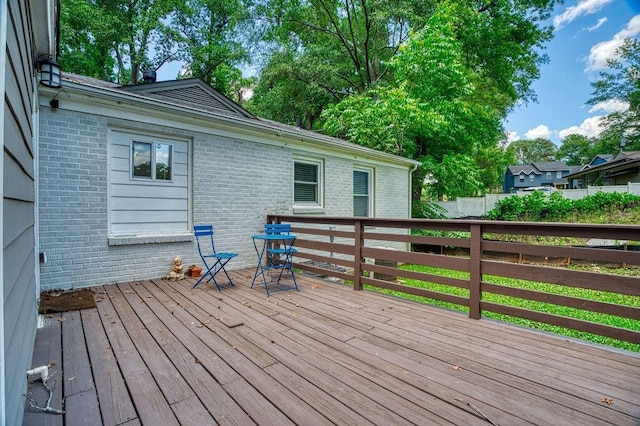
xmin=263 ymin=223 xmax=298 ymax=288
xmin=265 ymin=223 xmax=298 ymax=257
xmin=193 ymin=225 xmax=238 ymax=291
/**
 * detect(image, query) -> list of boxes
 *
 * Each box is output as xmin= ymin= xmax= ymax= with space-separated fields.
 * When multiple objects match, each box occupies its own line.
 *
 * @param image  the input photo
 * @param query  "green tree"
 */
xmin=245 ymin=50 xmax=337 ymax=129
xmin=556 ymin=134 xmax=594 ymax=166
xmin=588 ymin=37 xmax=640 ymax=150
xmin=506 ymin=138 xmax=557 ymax=164
xmin=252 ymin=0 xmax=556 ymax=128
xmin=60 ymin=0 xmax=180 ymax=84
xmin=59 ymin=0 xmax=117 ymax=80
xmin=323 ymin=3 xmax=502 ymax=203
xmin=171 ymin=0 xmax=250 ymax=94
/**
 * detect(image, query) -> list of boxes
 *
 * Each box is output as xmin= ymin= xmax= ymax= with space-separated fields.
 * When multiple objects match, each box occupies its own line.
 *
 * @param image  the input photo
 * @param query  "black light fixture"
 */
xmin=38 ymin=55 xmax=62 ymax=88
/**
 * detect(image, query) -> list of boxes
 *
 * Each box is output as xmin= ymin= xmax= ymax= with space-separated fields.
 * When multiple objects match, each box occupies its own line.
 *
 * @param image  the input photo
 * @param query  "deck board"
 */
xmin=25 ymin=269 xmax=640 ymax=425
xmin=81 ymin=307 xmax=138 ymax=425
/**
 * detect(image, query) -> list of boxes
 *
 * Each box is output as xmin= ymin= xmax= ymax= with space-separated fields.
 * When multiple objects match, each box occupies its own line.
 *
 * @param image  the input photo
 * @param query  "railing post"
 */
xmin=353 ymin=220 xmax=363 ymax=290
xmin=469 ymin=224 xmax=482 ymax=319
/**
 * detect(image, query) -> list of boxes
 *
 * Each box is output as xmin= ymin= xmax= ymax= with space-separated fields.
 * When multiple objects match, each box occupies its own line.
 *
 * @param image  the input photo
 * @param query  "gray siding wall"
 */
xmin=3 ymin=0 xmax=37 ymax=423
xmin=39 ymin=108 xmax=411 ymax=290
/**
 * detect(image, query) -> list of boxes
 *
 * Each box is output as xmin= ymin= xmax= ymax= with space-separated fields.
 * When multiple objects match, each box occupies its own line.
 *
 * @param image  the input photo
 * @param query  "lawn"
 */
xmin=364 ymin=264 xmax=640 ymax=352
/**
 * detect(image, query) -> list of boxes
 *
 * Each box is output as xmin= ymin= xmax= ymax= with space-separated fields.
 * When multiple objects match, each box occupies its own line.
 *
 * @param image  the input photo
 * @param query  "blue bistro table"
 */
xmin=251 ymin=233 xmax=298 ymax=296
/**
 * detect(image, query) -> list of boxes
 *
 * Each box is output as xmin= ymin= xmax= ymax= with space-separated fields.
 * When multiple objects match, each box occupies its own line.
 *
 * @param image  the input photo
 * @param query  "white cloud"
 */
xmin=588 ymin=99 xmax=629 ymax=114
xmin=586 ymin=17 xmax=607 ymax=32
xmin=553 ymin=0 xmax=613 ymax=30
xmin=525 ymin=124 xmax=553 ymax=140
xmin=558 ymin=116 xmax=605 ymax=139
xmin=586 ymin=15 xmax=640 ymax=71
xmin=505 ymin=130 xmax=520 ymax=143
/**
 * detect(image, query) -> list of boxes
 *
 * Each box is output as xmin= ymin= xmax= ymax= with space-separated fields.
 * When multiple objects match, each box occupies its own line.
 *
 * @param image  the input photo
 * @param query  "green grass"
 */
xmin=364 ymin=264 xmax=640 ymax=352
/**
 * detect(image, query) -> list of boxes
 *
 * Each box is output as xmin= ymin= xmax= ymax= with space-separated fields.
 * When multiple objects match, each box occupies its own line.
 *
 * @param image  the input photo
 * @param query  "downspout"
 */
xmin=409 ymin=162 xmax=419 ymax=218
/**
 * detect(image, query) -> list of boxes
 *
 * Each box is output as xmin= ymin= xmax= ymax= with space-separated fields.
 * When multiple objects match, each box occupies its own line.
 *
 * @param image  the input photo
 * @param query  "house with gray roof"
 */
xmin=2 ymin=3 xmax=421 ymax=418
xmin=36 ymin=73 xmax=420 ymax=292
xmin=567 ymin=151 xmax=640 ymax=188
xmin=503 ymin=161 xmax=572 ymax=193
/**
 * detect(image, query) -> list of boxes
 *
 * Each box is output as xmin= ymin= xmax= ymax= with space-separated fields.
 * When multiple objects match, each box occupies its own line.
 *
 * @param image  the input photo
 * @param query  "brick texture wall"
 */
xmin=38 ymin=108 xmax=410 ymax=290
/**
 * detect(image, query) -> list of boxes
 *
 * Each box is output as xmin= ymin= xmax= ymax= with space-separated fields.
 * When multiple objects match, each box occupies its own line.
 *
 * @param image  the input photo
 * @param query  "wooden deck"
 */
xmin=24 ymin=269 xmax=640 ymax=425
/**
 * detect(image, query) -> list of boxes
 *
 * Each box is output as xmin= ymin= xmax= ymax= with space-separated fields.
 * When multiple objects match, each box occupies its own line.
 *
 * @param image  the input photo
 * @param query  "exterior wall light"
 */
xmin=38 ymin=55 xmax=62 ymax=88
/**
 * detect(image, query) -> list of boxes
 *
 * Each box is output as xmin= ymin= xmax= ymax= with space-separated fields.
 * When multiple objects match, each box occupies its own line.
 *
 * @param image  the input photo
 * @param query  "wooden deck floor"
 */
xmin=24 ymin=269 xmax=640 ymax=425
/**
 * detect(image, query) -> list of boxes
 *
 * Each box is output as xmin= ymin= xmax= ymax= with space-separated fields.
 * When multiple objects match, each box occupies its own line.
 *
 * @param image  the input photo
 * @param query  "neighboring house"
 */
xmin=36 ymin=73 xmax=420 ymax=291
xmin=567 ymin=151 xmax=640 ymax=188
xmin=1 ymin=0 xmax=58 ymax=423
xmin=503 ymin=161 xmax=572 ymax=193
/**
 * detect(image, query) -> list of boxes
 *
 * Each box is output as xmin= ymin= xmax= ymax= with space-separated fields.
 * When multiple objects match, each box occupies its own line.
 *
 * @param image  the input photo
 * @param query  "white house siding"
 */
xmin=38 ymin=104 xmax=414 ymax=291
xmin=109 ymin=129 xmax=189 ymax=234
xmin=2 ymin=0 xmax=38 ymax=423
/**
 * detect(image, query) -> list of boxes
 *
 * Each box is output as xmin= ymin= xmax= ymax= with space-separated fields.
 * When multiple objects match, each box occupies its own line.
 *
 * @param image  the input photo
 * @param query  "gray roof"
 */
xmin=566 ymin=151 xmax=640 ymax=178
xmin=591 ymin=154 xmax=614 ymax=164
xmin=508 ymin=164 xmax=538 ymax=175
xmin=530 ymin=161 xmax=570 ymax=172
xmin=121 ymin=78 xmax=255 ymax=120
xmin=57 ymin=73 xmax=420 ymax=167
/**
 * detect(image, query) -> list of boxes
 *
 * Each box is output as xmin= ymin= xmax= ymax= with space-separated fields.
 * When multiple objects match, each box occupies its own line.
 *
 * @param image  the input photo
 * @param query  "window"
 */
xmin=294 ymin=160 xmax=322 ymax=206
xmin=546 ymin=172 xmax=552 ymax=179
xmin=109 ymin=130 xmax=190 ymax=241
xmin=132 ymin=141 xmax=172 ymax=180
xmin=519 ymin=173 xmax=525 ymax=182
xmin=529 ymin=174 xmax=535 ymax=182
xmin=557 ymin=171 xmax=562 ymax=179
xmin=353 ymin=169 xmax=371 ymax=217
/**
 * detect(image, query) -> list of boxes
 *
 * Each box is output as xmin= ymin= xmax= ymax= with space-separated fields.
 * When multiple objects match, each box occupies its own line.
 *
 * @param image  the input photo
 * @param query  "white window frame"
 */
xmin=293 ymin=158 xmax=324 ymax=208
xmin=519 ymin=173 xmax=525 ymax=182
xmin=131 ymin=139 xmax=174 ymax=182
xmin=353 ymin=167 xmax=373 ymax=217
xmin=107 ymin=128 xmax=192 ymax=245
xmin=529 ymin=174 xmax=535 ymax=182
xmin=557 ymin=171 xmax=563 ymax=179
xmin=546 ymin=171 xmax=552 ymax=179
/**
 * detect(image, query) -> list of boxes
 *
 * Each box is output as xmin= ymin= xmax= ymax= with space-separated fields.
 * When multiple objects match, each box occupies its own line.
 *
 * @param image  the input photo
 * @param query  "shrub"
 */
xmin=486 ymin=190 xmax=640 ymax=222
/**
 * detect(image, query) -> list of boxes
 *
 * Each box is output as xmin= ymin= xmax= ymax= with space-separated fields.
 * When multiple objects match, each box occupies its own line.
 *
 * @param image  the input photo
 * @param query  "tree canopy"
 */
xmin=555 ymin=134 xmax=593 ymax=166
xmin=248 ymin=0 xmax=555 ymax=128
xmin=588 ymin=37 xmax=640 ymax=151
xmin=506 ymin=138 xmax=557 ymax=164
xmin=58 ymin=0 xmax=561 ymax=212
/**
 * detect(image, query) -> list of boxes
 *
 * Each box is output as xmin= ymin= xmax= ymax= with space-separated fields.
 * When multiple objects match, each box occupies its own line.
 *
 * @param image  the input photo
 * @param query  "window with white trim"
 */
xmin=132 ymin=141 xmax=173 ymax=180
xmin=294 ymin=159 xmax=323 ymax=207
xmin=353 ymin=169 xmax=372 ymax=217
xmin=557 ymin=171 xmax=562 ymax=178
xmin=519 ymin=173 xmax=525 ymax=182
xmin=108 ymin=129 xmax=190 ymax=242
xmin=529 ymin=174 xmax=535 ymax=182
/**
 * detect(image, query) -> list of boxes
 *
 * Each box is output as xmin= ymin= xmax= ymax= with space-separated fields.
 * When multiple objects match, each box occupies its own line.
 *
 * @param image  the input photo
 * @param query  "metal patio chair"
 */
xmin=264 ymin=223 xmax=298 ymax=257
xmin=193 ymin=225 xmax=238 ymax=291
xmin=263 ymin=223 xmax=298 ymax=288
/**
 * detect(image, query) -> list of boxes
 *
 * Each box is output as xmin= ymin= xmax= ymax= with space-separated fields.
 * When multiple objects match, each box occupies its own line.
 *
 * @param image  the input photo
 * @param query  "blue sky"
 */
xmin=505 ymin=0 xmax=640 ymax=145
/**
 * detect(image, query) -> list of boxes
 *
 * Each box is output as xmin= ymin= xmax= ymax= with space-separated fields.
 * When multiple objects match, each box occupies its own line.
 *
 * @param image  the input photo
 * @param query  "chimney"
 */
xmin=142 ymin=70 xmax=157 ymax=83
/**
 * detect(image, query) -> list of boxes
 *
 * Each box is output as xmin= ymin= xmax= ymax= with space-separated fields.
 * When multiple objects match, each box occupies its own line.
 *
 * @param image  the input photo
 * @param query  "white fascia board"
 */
xmin=39 ymin=83 xmax=420 ymax=171
xmin=30 ymin=0 xmax=56 ymax=56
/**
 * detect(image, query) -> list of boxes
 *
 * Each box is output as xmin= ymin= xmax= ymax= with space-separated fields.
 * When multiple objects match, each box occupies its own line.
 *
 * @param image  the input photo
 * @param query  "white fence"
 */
xmin=435 ymin=183 xmax=640 ymax=218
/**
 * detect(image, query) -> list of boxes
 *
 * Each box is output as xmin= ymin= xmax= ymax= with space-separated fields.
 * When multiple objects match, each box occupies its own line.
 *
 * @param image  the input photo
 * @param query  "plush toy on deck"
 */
xmin=166 ymin=256 xmax=185 ymax=281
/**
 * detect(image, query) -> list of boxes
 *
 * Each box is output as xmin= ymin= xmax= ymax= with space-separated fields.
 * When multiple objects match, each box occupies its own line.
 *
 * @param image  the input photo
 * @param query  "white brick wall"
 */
xmin=38 ymin=108 xmax=411 ymax=290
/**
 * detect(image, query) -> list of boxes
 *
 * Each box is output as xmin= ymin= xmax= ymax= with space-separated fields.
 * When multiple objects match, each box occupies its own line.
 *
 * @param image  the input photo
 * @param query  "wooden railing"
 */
xmin=268 ymin=215 xmax=640 ymax=345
